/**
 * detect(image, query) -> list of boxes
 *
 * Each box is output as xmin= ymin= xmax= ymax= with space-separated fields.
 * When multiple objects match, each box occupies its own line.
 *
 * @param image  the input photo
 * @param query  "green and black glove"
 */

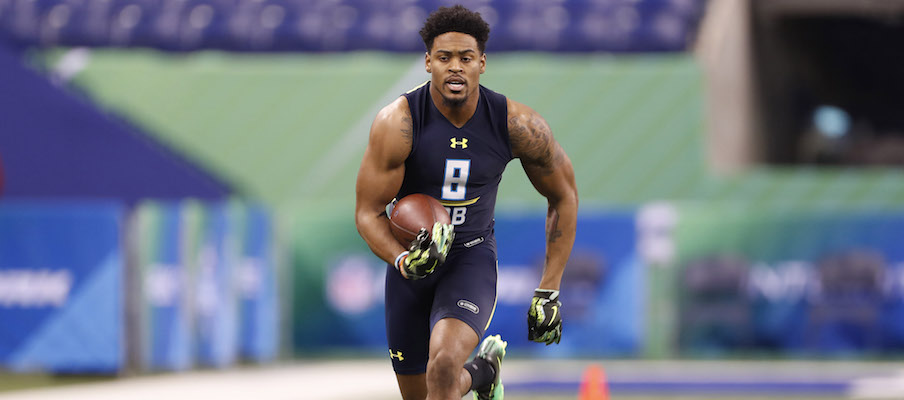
xmin=395 ymin=222 xmax=454 ymax=280
xmin=527 ymin=289 xmax=562 ymax=345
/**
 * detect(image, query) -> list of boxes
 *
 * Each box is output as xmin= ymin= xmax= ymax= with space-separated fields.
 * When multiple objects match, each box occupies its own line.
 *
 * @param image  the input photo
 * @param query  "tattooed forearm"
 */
xmin=509 ymin=113 xmax=563 ymax=176
xmin=546 ymin=207 xmax=562 ymax=243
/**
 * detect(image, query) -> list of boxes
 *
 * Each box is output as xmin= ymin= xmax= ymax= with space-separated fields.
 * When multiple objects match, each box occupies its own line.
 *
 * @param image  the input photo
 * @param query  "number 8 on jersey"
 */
xmin=442 ymin=159 xmax=470 ymax=200
xmin=442 ymin=159 xmax=470 ymax=226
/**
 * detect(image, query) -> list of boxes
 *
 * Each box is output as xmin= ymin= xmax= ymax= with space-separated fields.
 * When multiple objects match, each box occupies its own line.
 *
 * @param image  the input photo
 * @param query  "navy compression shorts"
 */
xmin=384 ymin=237 xmax=498 ymax=374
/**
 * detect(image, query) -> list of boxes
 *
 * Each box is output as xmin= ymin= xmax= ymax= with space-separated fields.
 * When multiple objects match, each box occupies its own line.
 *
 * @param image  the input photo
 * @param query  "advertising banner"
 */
xmin=134 ymin=201 xmax=192 ymax=371
xmin=493 ymin=211 xmax=642 ymax=357
xmin=188 ymin=202 xmax=239 ymax=368
xmin=236 ymin=204 xmax=279 ymax=362
xmin=134 ymin=200 xmax=276 ymax=370
xmin=674 ymin=205 xmax=904 ymax=354
xmin=293 ymin=210 xmax=643 ymax=357
xmin=291 ymin=207 xmax=388 ymax=353
xmin=0 ymin=202 xmax=123 ymax=373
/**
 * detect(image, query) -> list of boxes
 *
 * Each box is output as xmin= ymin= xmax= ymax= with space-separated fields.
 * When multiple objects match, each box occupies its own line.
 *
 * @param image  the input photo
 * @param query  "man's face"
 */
xmin=426 ymin=32 xmax=486 ymax=108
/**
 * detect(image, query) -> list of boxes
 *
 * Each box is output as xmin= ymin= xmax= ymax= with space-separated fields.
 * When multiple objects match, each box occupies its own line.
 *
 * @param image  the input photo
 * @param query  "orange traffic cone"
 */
xmin=578 ymin=364 xmax=609 ymax=400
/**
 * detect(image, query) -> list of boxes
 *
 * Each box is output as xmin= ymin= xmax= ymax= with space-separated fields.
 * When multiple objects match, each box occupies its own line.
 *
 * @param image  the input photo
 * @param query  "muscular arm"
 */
xmin=508 ymin=99 xmax=578 ymax=291
xmin=355 ymin=97 xmax=413 ymax=265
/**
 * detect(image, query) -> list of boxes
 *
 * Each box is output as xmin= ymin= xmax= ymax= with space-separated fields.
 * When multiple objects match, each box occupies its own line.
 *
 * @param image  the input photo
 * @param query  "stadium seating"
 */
xmin=0 ymin=0 xmax=708 ymax=52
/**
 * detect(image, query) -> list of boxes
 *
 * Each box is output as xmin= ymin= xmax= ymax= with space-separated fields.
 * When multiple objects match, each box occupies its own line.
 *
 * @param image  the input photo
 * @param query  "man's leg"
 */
xmin=470 ymin=335 xmax=507 ymax=400
xmin=385 ymin=262 xmax=435 ymax=400
xmin=426 ymin=242 xmax=500 ymax=399
xmin=426 ymin=318 xmax=480 ymax=400
xmin=395 ymin=373 xmax=428 ymax=400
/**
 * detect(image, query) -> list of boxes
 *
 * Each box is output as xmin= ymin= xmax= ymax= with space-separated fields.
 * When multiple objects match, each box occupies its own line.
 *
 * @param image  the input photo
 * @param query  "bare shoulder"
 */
xmin=373 ymin=96 xmax=413 ymax=145
xmin=367 ymin=96 xmax=413 ymax=165
xmin=507 ymin=98 xmax=564 ymax=173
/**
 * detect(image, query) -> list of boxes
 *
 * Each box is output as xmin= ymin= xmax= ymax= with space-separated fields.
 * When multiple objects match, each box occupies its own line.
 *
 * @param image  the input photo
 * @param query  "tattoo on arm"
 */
xmin=547 ymin=209 xmax=562 ymax=243
xmin=401 ymin=108 xmax=413 ymax=145
xmin=509 ymin=113 xmax=563 ymax=176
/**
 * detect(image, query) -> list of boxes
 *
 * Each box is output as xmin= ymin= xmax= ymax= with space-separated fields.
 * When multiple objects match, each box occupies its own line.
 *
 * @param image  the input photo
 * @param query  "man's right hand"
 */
xmin=396 ymin=222 xmax=454 ymax=280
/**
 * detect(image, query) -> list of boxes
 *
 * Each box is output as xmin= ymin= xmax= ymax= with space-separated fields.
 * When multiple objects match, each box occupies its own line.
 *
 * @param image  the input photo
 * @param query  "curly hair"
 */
xmin=419 ymin=5 xmax=490 ymax=54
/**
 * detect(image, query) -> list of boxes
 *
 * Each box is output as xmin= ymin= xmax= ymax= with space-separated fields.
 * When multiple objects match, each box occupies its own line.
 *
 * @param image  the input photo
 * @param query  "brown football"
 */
xmin=389 ymin=193 xmax=451 ymax=246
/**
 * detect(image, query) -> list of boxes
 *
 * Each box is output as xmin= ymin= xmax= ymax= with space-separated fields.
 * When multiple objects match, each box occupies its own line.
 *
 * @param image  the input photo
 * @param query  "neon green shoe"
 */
xmin=474 ymin=334 xmax=507 ymax=400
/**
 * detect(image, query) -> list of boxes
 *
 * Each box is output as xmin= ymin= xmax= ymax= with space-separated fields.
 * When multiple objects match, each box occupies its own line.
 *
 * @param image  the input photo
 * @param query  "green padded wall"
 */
xmin=61 ymin=50 xmax=904 ymax=211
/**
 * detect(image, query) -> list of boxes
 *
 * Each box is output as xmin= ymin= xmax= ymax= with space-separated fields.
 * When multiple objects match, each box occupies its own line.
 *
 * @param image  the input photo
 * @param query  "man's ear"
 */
xmin=425 ymin=52 xmax=431 ymax=73
xmin=479 ymin=53 xmax=486 ymax=74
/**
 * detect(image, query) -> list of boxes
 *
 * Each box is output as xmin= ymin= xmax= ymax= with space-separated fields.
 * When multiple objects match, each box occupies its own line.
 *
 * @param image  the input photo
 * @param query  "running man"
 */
xmin=355 ymin=5 xmax=578 ymax=400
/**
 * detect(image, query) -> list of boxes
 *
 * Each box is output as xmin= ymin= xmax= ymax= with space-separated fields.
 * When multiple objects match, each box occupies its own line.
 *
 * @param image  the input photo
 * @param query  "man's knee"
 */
xmin=426 ymin=349 xmax=461 ymax=387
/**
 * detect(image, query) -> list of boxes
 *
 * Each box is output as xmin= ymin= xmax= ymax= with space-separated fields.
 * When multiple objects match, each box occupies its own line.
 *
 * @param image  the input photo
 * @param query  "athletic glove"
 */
xmin=395 ymin=222 xmax=454 ymax=280
xmin=527 ymin=289 xmax=562 ymax=345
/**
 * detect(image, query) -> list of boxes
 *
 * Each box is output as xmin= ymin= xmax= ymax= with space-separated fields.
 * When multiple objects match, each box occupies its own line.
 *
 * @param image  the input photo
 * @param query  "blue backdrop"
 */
xmin=307 ymin=211 xmax=644 ymax=357
xmin=137 ymin=201 xmax=192 ymax=371
xmin=493 ymin=211 xmax=642 ymax=356
xmin=237 ymin=205 xmax=279 ymax=362
xmin=675 ymin=207 xmax=904 ymax=355
xmin=0 ymin=202 xmax=123 ymax=373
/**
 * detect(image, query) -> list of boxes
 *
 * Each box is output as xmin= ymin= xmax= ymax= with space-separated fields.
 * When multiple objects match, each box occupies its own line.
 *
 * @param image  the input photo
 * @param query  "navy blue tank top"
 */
xmin=399 ymin=82 xmax=513 ymax=247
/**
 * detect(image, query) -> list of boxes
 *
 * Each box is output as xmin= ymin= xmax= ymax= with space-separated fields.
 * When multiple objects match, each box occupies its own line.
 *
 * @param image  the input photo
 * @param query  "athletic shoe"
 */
xmin=474 ymin=334 xmax=507 ymax=400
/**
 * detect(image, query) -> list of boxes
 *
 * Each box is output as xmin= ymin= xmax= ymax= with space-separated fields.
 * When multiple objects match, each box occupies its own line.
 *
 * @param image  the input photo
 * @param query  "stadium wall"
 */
xmin=4 ymin=0 xmax=904 ymax=373
xmin=9 ymin=49 xmax=904 ymax=363
xmin=0 ymin=200 xmax=279 ymax=373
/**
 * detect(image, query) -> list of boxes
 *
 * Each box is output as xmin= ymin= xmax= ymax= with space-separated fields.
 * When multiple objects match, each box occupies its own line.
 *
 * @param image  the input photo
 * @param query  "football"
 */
xmin=389 ymin=193 xmax=451 ymax=246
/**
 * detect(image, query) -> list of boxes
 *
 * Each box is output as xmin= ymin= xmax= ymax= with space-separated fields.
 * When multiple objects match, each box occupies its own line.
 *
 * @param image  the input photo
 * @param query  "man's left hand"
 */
xmin=527 ymin=289 xmax=562 ymax=345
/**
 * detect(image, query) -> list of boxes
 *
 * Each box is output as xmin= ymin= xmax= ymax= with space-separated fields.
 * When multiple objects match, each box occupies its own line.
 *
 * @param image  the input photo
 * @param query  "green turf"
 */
xmin=0 ymin=373 xmax=113 ymax=393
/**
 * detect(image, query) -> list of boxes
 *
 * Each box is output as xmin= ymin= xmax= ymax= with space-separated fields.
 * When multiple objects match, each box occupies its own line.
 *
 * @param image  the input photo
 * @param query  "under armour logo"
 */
xmin=389 ymin=349 xmax=404 ymax=361
xmin=450 ymin=137 xmax=468 ymax=149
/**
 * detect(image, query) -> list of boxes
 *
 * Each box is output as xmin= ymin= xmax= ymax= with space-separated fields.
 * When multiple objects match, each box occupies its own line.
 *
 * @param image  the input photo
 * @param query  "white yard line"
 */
xmin=850 ymin=369 xmax=904 ymax=400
